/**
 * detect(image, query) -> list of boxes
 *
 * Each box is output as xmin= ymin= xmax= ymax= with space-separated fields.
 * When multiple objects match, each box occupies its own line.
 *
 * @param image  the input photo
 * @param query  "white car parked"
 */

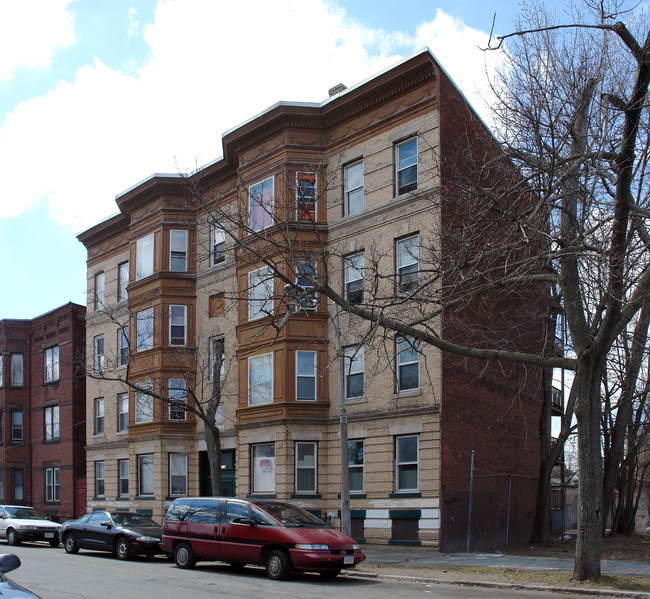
xmin=0 ymin=506 xmax=61 ymax=547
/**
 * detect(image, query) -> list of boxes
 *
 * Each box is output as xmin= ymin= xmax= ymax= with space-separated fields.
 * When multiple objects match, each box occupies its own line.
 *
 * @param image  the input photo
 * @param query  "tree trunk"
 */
xmin=573 ymin=358 xmax=604 ymax=581
xmin=205 ymin=423 xmax=222 ymax=496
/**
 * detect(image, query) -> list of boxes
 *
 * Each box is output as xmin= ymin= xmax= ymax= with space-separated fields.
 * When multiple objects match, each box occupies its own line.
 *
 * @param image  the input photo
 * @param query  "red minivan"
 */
xmin=161 ymin=497 xmax=365 ymax=580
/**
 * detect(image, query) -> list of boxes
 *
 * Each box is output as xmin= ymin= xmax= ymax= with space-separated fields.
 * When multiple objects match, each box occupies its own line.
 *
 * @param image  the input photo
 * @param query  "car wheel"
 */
xmin=265 ymin=549 xmax=291 ymax=580
xmin=115 ymin=537 xmax=131 ymax=560
xmin=320 ymin=569 xmax=341 ymax=579
xmin=6 ymin=529 xmax=20 ymax=546
xmin=49 ymin=538 xmax=60 ymax=548
xmin=174 ymin=542 xmax=196 ymax=569
xmin=64 ymin=534 xmax=79 ymax=554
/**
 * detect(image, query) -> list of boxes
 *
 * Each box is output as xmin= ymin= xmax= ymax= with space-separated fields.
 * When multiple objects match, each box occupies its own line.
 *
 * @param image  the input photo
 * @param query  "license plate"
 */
xmin=44 ymin=533 xmax=54 ymax=538
xmin=343 ymin=555 xmax=354 ymax=565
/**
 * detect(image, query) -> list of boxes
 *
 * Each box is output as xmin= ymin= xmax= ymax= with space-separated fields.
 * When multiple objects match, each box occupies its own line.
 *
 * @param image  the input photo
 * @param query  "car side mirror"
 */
xmin=100 ymin=521 xmax=112 ymax=529
xmin=234 ymin=517 xmax=255 ymax=526
xmin=0 ymin=554 xmax=21 ymax=574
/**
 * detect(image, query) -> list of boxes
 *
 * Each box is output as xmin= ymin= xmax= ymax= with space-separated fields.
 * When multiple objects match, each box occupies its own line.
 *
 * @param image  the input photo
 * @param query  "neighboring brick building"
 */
xmin=77 ymin=49 xmax=546 ymax=549
xmin=0 ymin=303 xmax=87 ymax=522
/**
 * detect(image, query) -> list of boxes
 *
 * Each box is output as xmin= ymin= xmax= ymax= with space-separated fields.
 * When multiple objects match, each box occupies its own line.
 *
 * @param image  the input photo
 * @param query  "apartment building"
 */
xmin=78 ymin=49 xmax=547 ymax=550
xmin=0 ymin=303 xmax=87 ymax=522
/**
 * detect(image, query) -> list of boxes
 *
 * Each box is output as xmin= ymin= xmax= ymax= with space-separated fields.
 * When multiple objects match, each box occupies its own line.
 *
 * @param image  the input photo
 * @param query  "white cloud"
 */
xmin=0 ymin=0 xmax=76 ymax=82
xmin=0 ymin=0 xmax=497 ymax=233
xmin=127 ymin=7 xmax=140 ymax=38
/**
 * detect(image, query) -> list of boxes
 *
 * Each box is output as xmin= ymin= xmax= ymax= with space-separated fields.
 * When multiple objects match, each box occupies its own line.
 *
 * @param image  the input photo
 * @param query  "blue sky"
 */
xmin=0 ymin=0 xmax=568 ymax=319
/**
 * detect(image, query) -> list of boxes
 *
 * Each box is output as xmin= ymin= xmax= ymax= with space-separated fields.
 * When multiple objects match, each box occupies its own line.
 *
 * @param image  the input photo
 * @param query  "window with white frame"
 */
xmin=248 ymin=353 xmax=273 ymax=406
xmin=94 ymin=397 xmax=104 ymax=434
xmin=11 ymin=354 xmax=23 ymax=387
xmin=344 ymin=253 xmax=364 ymax=304
xmin=344 ymin=160 xmax=364 ymax=215
xmin=252 ymin=443 xmax=275 ymax=493
xmin=211 ymin=223 xmax=225 ymax=266
xmin=170 ymin=229 xmax=188 ymax=271
xmin=44 ymin=346 xmax=59 ymax=383
xmin=296 ymin=172 xmax=317 ymax=221
xmin=296 ymin=261 xmax=317 ymax=309
xmin=296 ymin=351 xmax=316 ymax=401
xmin=248 ymin=266 xmax=273 ymax=320
xmin=95 ymin=461 xmax=105 ymax=497
xmin=94 ymin=272 xmax=105 ymax=310
xmin=118 ymin=261 xmax=129 ymax=301
xmin=168 ymin=379 xmax=186 ymax=421
xmin=295 ymin=442 xmax=317 ymax=494
xmin=344 ymin=345 xmax=364 ymax=399
xmin=136 ymin=308 xmax=154 ymax=351
xmin=117 ymin=392 xmax=128 ymax=432
xmin=169 ymin=453 xmax=188 ymax=496
xmin=94 ymin=335 xmax=105 ymax=372
xmin=136 ymin=233 xmax=154 ymax=280
xmin=118 ymin=326 xmax=129 ymax=367
xmin=44 ymin=406 xmax=59 ymax=441
xmin=118 ymin=459 xmax=129 ymax=497
xmin=397 ymin=337 xmax=420 ymax=391
xmin=11 ymin=411 xmax=23 ymax=443
xmin=348 ymin=440 xmax=364 ymax=493
xmin=135 ymin=382 xmax=153 ymax=423
xmin=396 ymin=235 xmax=419 ymax=294
xmin=169 ymin=305 xmax=187 ymax=346
xmin=249 ymin=176 xmax=274 ymax=231
xmin=396 ymin=137 xmax=418 ymax=195
xmin=138 ymin=454 xmax=154 ymax=496
xmin=209 ymin=336 xmax=225 ymax=381
xmin=12 ymin=469 xmax=23 ymax=501
xmin=395 ymin=434 xmax=419 ymax=491
xmin=45 ymin=467 xmax=60 ymax=502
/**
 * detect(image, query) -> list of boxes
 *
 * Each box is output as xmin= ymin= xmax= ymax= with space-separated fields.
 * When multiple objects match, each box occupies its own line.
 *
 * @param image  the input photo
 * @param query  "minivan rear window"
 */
xmin=166 ymin=499 xmax=221 ymax=523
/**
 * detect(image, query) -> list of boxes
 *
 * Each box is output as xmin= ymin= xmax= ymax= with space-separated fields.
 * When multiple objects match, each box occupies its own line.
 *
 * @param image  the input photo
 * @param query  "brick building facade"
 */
xmin=78 ymin=49 xmax=546 ymax=549
xmin=0 ymin=302 xmax=87 ymax=522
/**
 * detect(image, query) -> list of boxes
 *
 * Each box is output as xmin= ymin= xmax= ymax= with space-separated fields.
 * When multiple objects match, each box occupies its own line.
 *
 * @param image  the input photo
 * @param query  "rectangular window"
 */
xmin=10 ymin=354 xmax=23 ymax=387
xmin=396 ymin=138 xmax=418 ymax=195
xmin=170 ymin=229 xmax=188 ymax=272
xmin=118 ymin=261 xmax=129 ymax=301
xmin=396 ymin=235 xmax=419 ymax=294
xmin=11 ymin=411 xmax=23 ymax=443
xmin=118 ymin=326 xmax=129 ymax=366
xmin=296 ymin=351 xmax=317 ymax=401
xmin=117 ymin=392 xmax=129 ymax=432
xmin=45 ymin=467 xmax=60 ymax=502
xmin=344 ymin=160 xmax=363 ymax=215
xmin=0 ymin=471 xmax=5 ymax=500
xmin=0 ymin=355 xmax=3 ymax=388
xmin=252 ymin=443 xmax=275 ymax=493
xmin=211 ymin=223 xmax=225 ymax=266
xmin=169 ymin=305 xmax=187 ymax=346
xmin=118 ymin=459 xmax=129 ymax=497
xmin=396 ymin=435 xmax=419 ymax=491
xmin=138 ymin=454 xmax=154 ymax=496
xmin=296 ymin=261 xmax=317 ymax=309
xmin=295 ymin=442 xmax=317 ymax=494
xmin=344 ymin=253 xmax=364 ymax=304
xmin=94 ymin=397 xmax=104 ymax=435
xmin=397 ymin=337 xmax=420 ymax=391
xmin=135 ymin=382 xmax=154 ymax=423
xmin=248 ymin=266 xmax=273 ymax=320
xmin=344 ymin=345 xmax=364 ymax=399
xmin=94 ymin=272 xmax=105 ymax=310
xmin=136 ymin=233 xmax=154 ymax=280
xmin=169 ymin=453 xmax=188 ymax=496
xmin=209 ymin=336 xmax=225 ymax=381
xmin=249 ymin=176 xmax=274 ymax=231
xmin=95 ymin=461 xmax=105 ymax=497
xmin=136 ymin=308 xmax=154 ymax=351
xmin=169 ymin=379 xmax=186 ymax=421
xmin=44 ymin=406 xmax=60 ymax=441
xmin=94 ymin=335 xmax=105 ymax=372
xmin=296 ymin=172 xmax=317 ymax=221
xmin=248 ymin=353 xmax=273 ymax=406
xmin=12 ymin=469 xmax=23 ymax=501
xmin=44 ymin=346 xmax=59 ymax=383
xmin=348 ymin=440 xmax=364 ymax=493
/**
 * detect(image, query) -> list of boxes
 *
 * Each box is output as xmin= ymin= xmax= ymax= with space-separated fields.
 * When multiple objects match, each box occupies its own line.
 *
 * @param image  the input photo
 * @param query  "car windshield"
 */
xmin=5 ymin=508 xmax=46 ymax=520
xmin=111 ymin=513 xmax=159 ymax=527
xmin=254 ymin=501 xmax=328 ymax=528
